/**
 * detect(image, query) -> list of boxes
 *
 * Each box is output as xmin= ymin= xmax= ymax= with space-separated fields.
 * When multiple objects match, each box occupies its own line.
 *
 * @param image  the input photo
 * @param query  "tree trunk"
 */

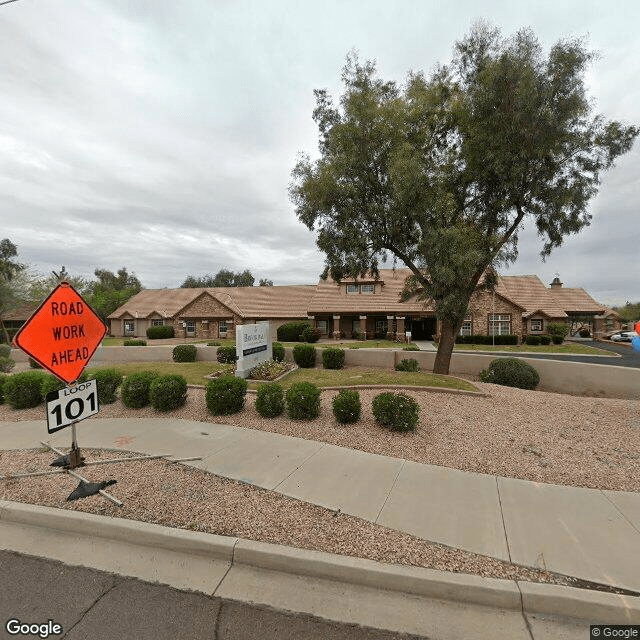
xmin=433 ymin=317 xmax=458 ymax=375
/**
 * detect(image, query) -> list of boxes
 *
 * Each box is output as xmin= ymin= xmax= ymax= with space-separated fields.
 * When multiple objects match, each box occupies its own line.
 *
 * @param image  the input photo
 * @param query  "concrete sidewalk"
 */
xmin=2 ymin=416 xmax=640 ymax=594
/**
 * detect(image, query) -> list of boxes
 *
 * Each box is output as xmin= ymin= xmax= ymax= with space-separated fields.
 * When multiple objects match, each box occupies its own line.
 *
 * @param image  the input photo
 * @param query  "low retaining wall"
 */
xmin=10 ymin=345 xmax=640 ymax=399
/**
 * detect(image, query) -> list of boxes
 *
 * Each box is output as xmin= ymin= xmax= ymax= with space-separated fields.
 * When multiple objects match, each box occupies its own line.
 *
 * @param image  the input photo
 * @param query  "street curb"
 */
xmin=0 ymin=500 xmax=638 ymax=624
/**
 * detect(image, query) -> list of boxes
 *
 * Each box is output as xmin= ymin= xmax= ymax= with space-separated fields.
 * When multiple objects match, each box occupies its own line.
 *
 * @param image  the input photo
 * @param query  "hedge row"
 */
xmin=455 ymin=334 xmax=519 ymax=345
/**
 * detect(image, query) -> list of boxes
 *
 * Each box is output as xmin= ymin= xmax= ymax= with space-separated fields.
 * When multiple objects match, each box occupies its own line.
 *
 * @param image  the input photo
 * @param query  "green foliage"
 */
xmin=0 ymin=373 xmax=7 ymax=404
xmin=92 ymin=369 xmax=123 ymax=404
xmin=181 ymin=269 xmax=255 ymax=288
xmin=579 ymin=328 xmax=591 ymax=338
xmin=149 ymin=374 xmax=188 ymax=411
xmin=255 ymin=383 xmax=285 ymax=418
xmin=124 ymin=339 xmax=146 ymax=346
xmin=40 ymin=374 xmax=66 ymax=398
xmin=332 ymin=389 xmax=361 ymax=424
xmin=85 ymin=267 xmax=143 ymax=324
xmin=286 ymin=382 xmax=321 ymax=420
xmin=3 ymin=371 xmax=48 ymax=409
xmin=456 ymin=334 xmax=518 ymax=345
xmin=291 ymin=29 xmax=638 ymax=375
xmin=146 ymin=325 xmax=175 ymax=339
xmin=395 ymin=358 xmax=420 ymax=372
xmin=272 ymin=342 xmax=285 ymax=362
xmin=551 ymin=335 xmax=564 ymax=345
xmin=173 ymin=344 xmax=197 ymax=362
xmin=372 ymin=392 xmax=420 ymax=432
xmin=293 ymin=343 xmax=317 ymax=368
xmin=525 ymin=335 xmax=541 ymax=346
xmin=216 ymin=346 xmax=237 ymax=364
xmin=539 ymin=335 xmax=551 ymax=346
xmin=301 ymin=325 xmax=321 ymax=343
xmin=402 ymin=344 xmax=420 ymax=351
xmin=322 ymin=347 xmax=345 ymax=370
xmin=205 ymin=375 xmax=248 ymax=415
xmin=208 ymin=341 xmax=221 ymax=346
xmin=547 ymin=323 xmax=569 ymax=340
xmin=277 ymin=320 xmax=312 ymax=342
xmin=121 ymin=371 xmax=159 ymax=408
xmin=29 ymin=357 xmax=43 ymax=369
xmin=613 ymin=301 xmax=640 ymax=324
xmin=0 ymin=356 xmax=15 ymax=373
xmin=0 ymin=344 xmax=11 ymax=358
xmin=479 ymin=358 xmax=540 ymax=390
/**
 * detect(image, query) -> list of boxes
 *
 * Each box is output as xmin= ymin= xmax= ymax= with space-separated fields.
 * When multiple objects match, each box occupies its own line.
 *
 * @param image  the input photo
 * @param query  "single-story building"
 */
xmin=103 ymin=270 xmax=622 ymax=343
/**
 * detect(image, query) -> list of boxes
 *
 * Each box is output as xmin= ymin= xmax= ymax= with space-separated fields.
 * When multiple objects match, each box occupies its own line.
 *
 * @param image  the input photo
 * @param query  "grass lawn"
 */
xmin=444 ymin=342 xmax=611 ymax=355
xmin=85 ymin=361 xmax=477 ymax=392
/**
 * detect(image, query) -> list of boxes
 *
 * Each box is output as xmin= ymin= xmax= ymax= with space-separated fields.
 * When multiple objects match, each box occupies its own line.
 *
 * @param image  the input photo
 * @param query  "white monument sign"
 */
xmin=235 ymin=322 xmax=272 ymax=379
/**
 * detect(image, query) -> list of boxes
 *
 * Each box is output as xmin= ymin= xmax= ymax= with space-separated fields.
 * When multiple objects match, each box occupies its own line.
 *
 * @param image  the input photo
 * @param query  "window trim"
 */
xmin=360 ymin=284 xmax=374 ymax=295
xmin=488 ymin=314 xmax=511 ymax=336
xmin=530 ymin=319 xmax=543 ymax=332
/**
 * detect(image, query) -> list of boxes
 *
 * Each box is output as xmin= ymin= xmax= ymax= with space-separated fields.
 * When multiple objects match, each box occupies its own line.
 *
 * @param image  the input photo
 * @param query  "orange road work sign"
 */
xmin=13 ymin=282 xmax=107 ymax=384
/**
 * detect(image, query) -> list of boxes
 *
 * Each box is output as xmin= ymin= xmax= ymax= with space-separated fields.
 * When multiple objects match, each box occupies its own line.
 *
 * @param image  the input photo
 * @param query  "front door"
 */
xmin=186 ymin=320 xmax=196 ymax=337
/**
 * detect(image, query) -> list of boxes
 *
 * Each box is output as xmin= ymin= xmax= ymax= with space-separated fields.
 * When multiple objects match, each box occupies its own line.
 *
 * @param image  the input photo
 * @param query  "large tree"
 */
xmin=0 ymin=238 xmax=26 ymax=343
xmin=290 ymin=26 xmax=638 ymax=373
xmin=86 ymin=267 xmax=143 ymax=322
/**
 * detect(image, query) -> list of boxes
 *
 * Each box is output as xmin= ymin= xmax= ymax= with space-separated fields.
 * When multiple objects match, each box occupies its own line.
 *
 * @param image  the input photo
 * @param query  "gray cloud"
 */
xmin=1 ymin=0 xmax=639 ymax=303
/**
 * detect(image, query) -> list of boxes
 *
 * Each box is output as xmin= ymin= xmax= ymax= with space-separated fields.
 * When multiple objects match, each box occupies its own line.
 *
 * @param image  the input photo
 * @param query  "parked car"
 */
xmin=611 ymin=331 xmax=639 ymax=342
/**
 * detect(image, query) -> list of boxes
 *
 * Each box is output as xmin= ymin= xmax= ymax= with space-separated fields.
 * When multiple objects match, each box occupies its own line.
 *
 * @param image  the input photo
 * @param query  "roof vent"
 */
xmin=550 ymin=277 xmax=563 ymax=289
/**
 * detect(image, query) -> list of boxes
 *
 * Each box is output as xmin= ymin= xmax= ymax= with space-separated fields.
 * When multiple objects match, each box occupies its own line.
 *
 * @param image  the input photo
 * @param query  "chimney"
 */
xmin=550 ymin=277 xmax=563 ymax=289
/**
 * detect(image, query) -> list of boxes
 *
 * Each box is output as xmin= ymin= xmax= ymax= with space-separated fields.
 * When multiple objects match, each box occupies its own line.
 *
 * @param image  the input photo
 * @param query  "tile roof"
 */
xmin=108 ymin=286 xmax=317 ymax=320
xmin=495 ymin=276 xmax=568 ymax=318
xmin=547 ymin=287 xmax=607 ymax=314
xmin=308 ymin=269 xmax=434 ymax=315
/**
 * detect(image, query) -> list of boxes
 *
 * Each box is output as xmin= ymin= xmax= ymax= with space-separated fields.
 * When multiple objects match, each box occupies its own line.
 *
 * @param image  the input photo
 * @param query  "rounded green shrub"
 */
xmin=146 ymin=325 xmax=175 ymax=339
xmin=332 ymin=389 xmax=361 ymax=424
xmin=292 ymin=343 xmax=316 ymax=368
xmin=539 ymin=335 xmax=551 ymax=345
xmin=40 ymin=374 xmax=66 ymax=398
xmin=322 ymin=347 xmax=345 ymax=370
xmin=0 ymin=344 xmax=11 ymax=358
xmin=479 ymin=358 xmax=540 ymax=390
xmin=301 ymin=325 xmax=321 ymax=343
xmin=525 ymin=335 xmax=541 ymax=346
xmin=92 ymin=368 xmax=123 ymax=404
xmin=173 ymin=344 xmax=197 ymax=362
xmin=272 ymin=342 xmax=285 ymax=362
xmin=286 ymin=382 xmax=321 ymax=420
xmin=3 ymin=371 xmax=48 ymax=409
xmin=150 ymin=374 xmax=188 ymax=411
xmin=206 ymin=374 xmax=247 ymax=415
xmin=216 ymin=346 xmax=238 ymax=364
xmin=372 ymin=392 xmax=420 ymax=432
xmin=277 ymin=320 xmax=312 ymax=342
xmin=402 ymin=344 xmax=420 ymax=351
xmin=0 ymin=372 xmax=8 ymax=404
xmin=395 ymin=358 xmax=420 ymax=372
xmin=124 ymin=339 xmax=147 ymax=346
xmin=551 ymin=334 xmax=564 ymax=345
xmin=121 ymin=371 xmax=159 ymax=408
xmin=255 ymin=383 xmax=285 ymax=418
xmin=208 ymin=341 xmax=221 ymax=346
xmin=0 ymin=356 xmax=15 ymax=373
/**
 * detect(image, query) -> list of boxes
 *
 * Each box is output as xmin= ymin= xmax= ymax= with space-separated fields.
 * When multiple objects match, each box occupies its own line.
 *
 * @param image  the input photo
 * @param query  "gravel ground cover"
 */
xmin=2 ymin=373 xmax=637 ymax=492
xmin=0 ymin=448 xmax=574 ymax=588
xmin=1 ymin=375 xmax=638 ymax=591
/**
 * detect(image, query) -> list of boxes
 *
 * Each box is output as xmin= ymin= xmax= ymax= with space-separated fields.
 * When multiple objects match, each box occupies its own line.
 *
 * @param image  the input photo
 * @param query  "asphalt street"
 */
xmin=0 ymin=550 xmax=425 ymax=640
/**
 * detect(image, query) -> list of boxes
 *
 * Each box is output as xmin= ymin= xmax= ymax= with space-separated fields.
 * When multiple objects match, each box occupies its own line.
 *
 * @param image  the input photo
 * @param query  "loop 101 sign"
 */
xmin=13 ymin=282 xmax=107 ymax=384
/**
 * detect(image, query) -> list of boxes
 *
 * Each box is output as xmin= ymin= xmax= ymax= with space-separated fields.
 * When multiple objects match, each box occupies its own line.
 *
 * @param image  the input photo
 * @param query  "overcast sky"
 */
xmin=1 ymin=0 xmax=638 ymax=305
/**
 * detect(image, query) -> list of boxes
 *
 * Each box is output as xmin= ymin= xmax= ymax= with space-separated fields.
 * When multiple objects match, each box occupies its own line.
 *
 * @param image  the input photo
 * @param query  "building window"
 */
xmin=219 ymin=320 xmax=228 ymax=333
xmin=360 ymin=284 xmax=374 ymax=294
xmin=375 ymin=319 xmax=388 ymax=335
xmin=346 ymin=284 xmax=359 ymax=294
xmin=317 ymin=320 xmax=328 ymax=335
xmin=151 ymin=319 xmax=164 ymax=327
xmin=489 ymin=314 xmax=511 ymax=336
xmin=530 ymin=319 xmax=543 ymax=332
xmin=352 ymin=319 xmax=360 ymax=333
xmin=459 ymin=317 xmax=472 ymax=336
xmin=124 ymin=320 xmax=135 ymax=335
xmin=186 ymin=321 xmax=196 ymax=336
